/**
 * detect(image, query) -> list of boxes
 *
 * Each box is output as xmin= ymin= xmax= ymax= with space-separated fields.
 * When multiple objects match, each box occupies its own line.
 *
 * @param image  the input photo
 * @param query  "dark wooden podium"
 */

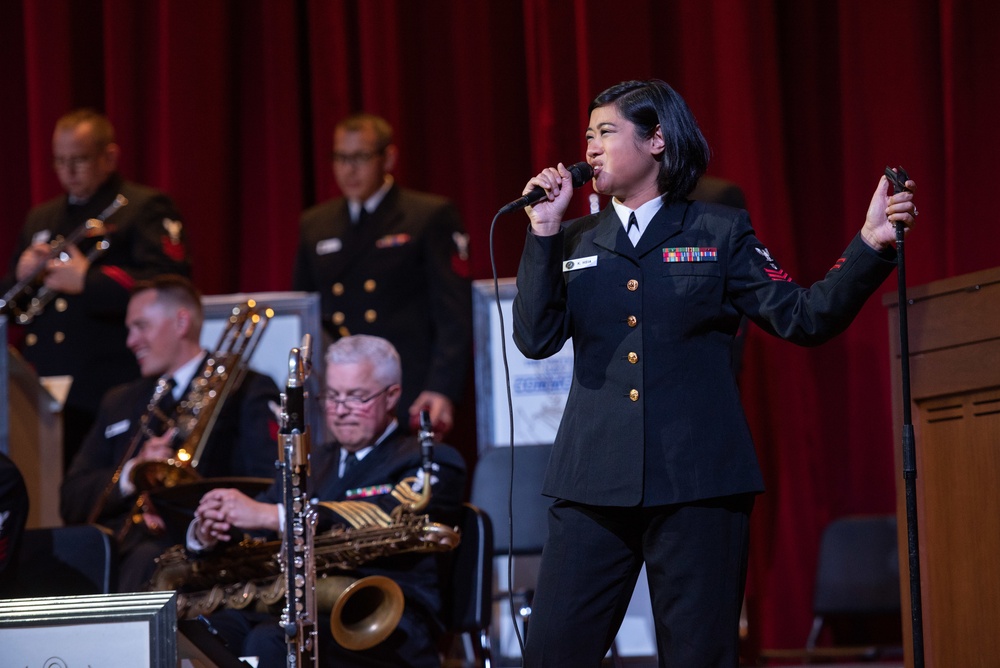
xmin=884 ymin=266 xmax=1000 ymax=667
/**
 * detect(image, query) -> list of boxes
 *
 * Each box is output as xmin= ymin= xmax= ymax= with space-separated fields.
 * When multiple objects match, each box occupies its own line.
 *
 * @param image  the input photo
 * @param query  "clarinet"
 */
xmin=278 ymin=337 xmax=319 ymax=668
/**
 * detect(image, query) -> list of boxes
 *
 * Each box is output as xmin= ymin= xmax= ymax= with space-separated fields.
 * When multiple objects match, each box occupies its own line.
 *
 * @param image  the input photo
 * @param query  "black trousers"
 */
xmin=523 ymin=494 xmax=754 ymax=668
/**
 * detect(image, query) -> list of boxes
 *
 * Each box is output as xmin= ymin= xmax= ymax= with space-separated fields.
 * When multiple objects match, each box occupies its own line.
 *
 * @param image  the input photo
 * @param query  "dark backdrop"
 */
xmin=1 ymin=0 xmax=996 ymax=653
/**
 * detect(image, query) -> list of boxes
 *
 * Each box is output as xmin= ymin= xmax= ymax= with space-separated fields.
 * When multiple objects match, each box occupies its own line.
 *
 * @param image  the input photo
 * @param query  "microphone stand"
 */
xmin=887 ymin=166 xmax=924 ymax=668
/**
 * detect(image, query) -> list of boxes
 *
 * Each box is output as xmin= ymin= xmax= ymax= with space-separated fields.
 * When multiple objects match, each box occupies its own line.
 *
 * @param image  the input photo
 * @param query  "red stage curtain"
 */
xmin=1 ymin=0 xmax=997 ymax=653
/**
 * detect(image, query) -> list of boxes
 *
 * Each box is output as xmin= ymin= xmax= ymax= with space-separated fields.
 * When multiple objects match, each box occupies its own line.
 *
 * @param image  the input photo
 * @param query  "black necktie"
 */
xmin=627 ymin=211 xmax=639 ymax=237
xmin=354 ymin=206 xmax=368 ymax=226
xmin=342 ymin=451 xmax=359 ymax=478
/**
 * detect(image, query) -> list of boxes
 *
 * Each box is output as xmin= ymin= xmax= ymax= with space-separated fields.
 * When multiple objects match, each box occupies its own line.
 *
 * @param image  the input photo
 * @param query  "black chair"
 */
xmin=441 ymin=502 xmax=494 ymax=668
xmin=469 ymin=444 xmax=552 ymax=655
xmin=760 ymin=514 xmax=903 ymax=664
xmin=1 ymin=524 xmax=116 ymax=598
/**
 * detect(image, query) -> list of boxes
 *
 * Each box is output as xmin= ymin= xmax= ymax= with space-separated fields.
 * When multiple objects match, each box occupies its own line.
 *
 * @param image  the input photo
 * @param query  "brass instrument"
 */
xmin=0 ymin=194 xmax=127 ymax=324
xmin=149 ymin=508 xmax=460 ymax=644
xmin=85 ymin=375 xmax=175 ymax=526
xmin=130 ymin=300 xmax=273 ymax=492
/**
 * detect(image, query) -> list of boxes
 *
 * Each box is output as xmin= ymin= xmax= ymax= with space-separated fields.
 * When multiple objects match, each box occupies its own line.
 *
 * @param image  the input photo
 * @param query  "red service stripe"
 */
xmin=100 ymin=265 xmax=135 ymax=290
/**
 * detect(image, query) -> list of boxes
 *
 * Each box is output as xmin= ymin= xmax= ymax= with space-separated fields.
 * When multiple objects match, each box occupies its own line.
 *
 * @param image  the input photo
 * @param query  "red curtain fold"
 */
xmin=1 ymin=0 xmax=997 ymax=654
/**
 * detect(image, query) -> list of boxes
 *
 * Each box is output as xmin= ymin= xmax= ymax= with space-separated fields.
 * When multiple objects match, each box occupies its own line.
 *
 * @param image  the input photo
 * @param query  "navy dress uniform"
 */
xmin=60 ymin=366 xmax=280 ymax=591
xmin=513 ymin=198 xmax=898 ymax=665
xmin=292 ymin=185 xmax=472 ymax=425
xmin=2 ymin=173 xmax=190 ymax=468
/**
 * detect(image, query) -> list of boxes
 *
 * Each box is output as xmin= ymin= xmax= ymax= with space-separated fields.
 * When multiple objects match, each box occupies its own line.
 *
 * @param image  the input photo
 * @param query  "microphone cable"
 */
xmin=487 ymin=207 xmax=528 ymax=659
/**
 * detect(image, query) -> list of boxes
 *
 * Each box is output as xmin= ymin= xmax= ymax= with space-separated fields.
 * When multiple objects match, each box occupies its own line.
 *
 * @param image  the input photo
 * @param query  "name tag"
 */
xmin=105 ymin=419 xmax=130 ymax=439
xmin=663 ymin=247 xmax=717 ymax=262
xmin=316 ymin=238 xmax=343 ymax=255
xmin=563 ymin=255 xmax=598 ymax=272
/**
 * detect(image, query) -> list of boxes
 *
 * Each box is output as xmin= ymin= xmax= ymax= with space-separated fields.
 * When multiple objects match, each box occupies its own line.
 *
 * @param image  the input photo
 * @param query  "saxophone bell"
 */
xmin=323 ymin=575 xmax=405 ymax=651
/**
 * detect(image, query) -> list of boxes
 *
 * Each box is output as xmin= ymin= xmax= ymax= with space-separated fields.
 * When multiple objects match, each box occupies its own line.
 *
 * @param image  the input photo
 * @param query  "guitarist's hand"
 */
xmin=44 ymin=243 xmax=90 ymax=294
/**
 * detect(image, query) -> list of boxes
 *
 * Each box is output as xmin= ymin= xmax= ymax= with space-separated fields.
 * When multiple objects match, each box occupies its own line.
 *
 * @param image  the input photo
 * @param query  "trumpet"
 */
xmin=0 ymin=194 xmax=127 ymax=324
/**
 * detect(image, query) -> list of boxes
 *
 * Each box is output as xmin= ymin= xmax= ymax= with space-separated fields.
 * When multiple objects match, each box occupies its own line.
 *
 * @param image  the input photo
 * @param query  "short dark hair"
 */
xmin=132 ymin=274 xmax=204 ymax=331
xmin=589 ymin=80 xmax=710 ymax=205
xmin=54 ymin=108 xmax=116 ymax=148
xmin=336 ymin=113 xmax=393 ymax=152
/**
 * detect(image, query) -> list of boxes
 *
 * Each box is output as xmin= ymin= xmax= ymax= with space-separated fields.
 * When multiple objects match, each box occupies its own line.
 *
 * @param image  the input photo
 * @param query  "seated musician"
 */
xmin=188 ymin=334 xmax=466 ymax=668
xmin=60 ymin=274 xmax=280 ymax=592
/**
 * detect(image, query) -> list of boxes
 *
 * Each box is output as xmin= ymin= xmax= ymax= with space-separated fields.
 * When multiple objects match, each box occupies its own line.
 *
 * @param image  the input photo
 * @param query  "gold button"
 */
xmin=54 ymin=298 xmax=68 ymax=312
xmin=338 ymin=326 xmax=351 ymax=337
xmin=25 ymin=333 xmax=37 ymax=346
xmin=363 ymin=279 xmax=376 ymax=293
xmin=629 ymin=389 xmax=639 ymax=401
xmin=627 ymin=279 xmax=639 ymax=291
xmin=332 ymin=312 xmax=345 ymax=325
xmin=627 ymin=352 xmax=638 ymax=364
xmin=54 ymin=331 xmax=66 ymax=344
xmin=364 ymin=309 xmax=377 ymax=323
xmin=332 ymin=282 xmax=345 ymax=296
xmin=626 ymin=315 xmax=637 ymax=327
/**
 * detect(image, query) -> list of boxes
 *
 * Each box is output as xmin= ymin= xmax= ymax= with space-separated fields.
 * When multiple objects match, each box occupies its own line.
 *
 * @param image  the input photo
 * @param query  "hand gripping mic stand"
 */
xmin=885 ymin=166 xmax=924 ymax=668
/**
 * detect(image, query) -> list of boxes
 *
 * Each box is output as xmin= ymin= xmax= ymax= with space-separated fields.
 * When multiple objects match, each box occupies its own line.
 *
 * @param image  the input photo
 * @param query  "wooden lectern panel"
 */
xmin=3 ymin=346 xmax=63 ymax=529
xmin=884 ymin=266 xmax=1000 ymax=668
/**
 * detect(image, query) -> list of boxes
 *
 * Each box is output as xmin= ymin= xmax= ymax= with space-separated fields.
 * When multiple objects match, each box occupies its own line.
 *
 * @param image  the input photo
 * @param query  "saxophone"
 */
xmin=149 ymin=505 xmax=460 ymax=619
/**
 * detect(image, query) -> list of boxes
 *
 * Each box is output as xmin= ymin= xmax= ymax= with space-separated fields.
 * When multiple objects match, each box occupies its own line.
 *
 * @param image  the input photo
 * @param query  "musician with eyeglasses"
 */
xmin=292 ymin=113 xmax=472 ymax=438
xmin=1 ymin=108 xmax=191 ymax=471
xmin=60 ymin=275 xmax=280 ymax=593
xmin=187 ymin=334 xmax=467 ymax=668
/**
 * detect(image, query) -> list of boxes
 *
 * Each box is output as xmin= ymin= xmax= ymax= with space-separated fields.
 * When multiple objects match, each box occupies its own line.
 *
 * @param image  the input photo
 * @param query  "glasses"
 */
xmin=52 ymin=154 xmax=99 ymax=170
xmin=331 ymin=149 xmax=384 ymax=167
xmin=319 ymin=385 xmax=392 ymax=410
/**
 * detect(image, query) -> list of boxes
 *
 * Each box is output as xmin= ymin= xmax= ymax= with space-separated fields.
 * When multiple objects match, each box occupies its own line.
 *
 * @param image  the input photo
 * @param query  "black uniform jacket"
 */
xmin=60 ymin=368 xmax=280 ymax=531
xmin=513 ymin=199 xmax=897 ymax=507
xmin=2 ymin=173 xmax=191 ymax=416
xmin=292 ymin=185 xmax=472 ymax=413
xmin=258 ymin=426 xmax=467 ymax=631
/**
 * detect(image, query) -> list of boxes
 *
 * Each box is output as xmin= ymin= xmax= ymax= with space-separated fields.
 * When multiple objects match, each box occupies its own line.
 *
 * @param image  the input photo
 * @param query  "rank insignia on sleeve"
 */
xmin=830 ymin=257 xmax=846 ymax=271
xmin=663 ymin=247 xmax=717 ymax=262
xmin=162 ymin=218 xmax=183 ymax=244
xmin=755 ymin=246 xmax=792 ymax=281
xmin=451 ymin=231 xmax=471 ymax=277
xmin=161 ymin=218 xmax=186 ymax=261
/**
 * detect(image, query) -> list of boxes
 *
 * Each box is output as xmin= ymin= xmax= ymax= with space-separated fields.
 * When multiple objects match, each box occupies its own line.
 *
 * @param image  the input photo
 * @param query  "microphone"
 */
xmin=498 ymin=161 xmax=594 ymax=214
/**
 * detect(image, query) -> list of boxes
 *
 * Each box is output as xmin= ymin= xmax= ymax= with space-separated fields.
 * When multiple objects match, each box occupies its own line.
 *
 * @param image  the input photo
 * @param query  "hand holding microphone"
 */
xmin=499 ymin=161 xmax=594 ymax=235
